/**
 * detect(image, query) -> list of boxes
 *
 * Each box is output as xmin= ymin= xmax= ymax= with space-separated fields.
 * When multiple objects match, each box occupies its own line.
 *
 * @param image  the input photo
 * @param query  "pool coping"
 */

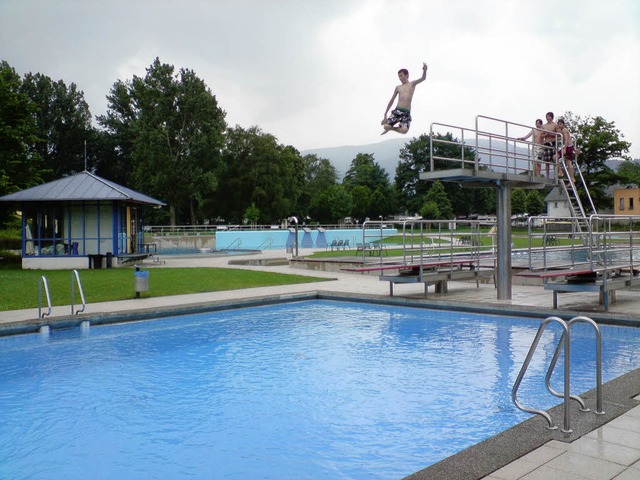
xmin=2 ymin=289 xmax=640 ymax=479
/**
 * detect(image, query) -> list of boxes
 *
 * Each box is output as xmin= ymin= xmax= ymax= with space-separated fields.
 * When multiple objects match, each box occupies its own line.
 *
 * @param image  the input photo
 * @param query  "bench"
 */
xmin=545 ymin=277 xmax=632 ymax=311
xmin=380 ymin=272 xmax=450 ymax=297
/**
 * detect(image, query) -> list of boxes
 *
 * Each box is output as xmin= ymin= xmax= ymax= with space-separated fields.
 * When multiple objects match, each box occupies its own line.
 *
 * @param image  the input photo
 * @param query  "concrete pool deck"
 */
xmin=2 ymin=248 xmax=640 ymax=479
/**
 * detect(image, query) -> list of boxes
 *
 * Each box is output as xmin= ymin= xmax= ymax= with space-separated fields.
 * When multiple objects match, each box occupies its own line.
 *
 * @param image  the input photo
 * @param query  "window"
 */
xmin=620 ymin=198 xmax=625 ymax=211
xmin=630 ymin=197 xmax=635 ymax=211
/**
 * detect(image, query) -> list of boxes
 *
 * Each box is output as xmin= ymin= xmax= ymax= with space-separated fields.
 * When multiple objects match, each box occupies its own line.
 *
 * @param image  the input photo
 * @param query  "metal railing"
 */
xmin=38 ymin=276 xmax=52 ymax=319
xmin=512 ymin=315 xmax=604 ymax=433
xmin=428 ymin=115 xmax=563 ymax=178
xmin=71 ymin=269 xmax=86 ymax=315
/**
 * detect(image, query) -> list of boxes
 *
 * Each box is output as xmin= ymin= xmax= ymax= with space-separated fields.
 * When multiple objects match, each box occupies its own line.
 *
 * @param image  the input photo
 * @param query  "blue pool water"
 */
xmin=2 ymin=301 xmax=640 ymax=479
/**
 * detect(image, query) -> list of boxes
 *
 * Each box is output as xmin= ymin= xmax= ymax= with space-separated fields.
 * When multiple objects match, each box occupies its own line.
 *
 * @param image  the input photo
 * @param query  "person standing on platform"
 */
xmin=519 ymin=118 xmax=544 ymax=176
xmin=541 ymin=112 xmax=559 ymax=177
xmin=556 ymin=118 xmax=576 ymax=182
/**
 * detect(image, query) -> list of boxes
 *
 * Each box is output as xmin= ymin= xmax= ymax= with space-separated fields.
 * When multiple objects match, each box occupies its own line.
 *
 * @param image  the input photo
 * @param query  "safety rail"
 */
xmin=71 ymin=269 xmax=86 ymax=315
xmin=525 ymin=215 xmax=640 ymax=274
xmin=512 ymin=315 xmax=604 ymax=434
xmin=427 ymin=115 xmax=563 ymax=179
xmin=38 ymin=276 xmax=52 ymax=319
xmin=257 ymin=237 xmax=274 ymax=250
xmin=226 ymin=237 xmax=242 ymax=250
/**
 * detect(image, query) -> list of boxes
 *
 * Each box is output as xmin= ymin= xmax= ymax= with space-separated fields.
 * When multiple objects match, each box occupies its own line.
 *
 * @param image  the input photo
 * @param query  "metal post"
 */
xmin=496 ymin=181 xmax=512 ymax=300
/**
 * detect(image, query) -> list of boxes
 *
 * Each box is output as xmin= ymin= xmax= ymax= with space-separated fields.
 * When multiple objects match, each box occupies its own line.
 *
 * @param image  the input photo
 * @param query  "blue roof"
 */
xmin=0 ymin=171 xmax=165 ymax=206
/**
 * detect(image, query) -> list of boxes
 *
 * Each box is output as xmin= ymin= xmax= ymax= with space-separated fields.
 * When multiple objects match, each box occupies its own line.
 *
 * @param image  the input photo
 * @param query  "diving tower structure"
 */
xmin=420 ymin=114 xmax=596 ymax=300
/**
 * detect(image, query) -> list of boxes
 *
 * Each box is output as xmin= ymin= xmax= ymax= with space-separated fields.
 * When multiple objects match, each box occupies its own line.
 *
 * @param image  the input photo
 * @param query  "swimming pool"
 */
xmin=2 ymin=300 xmax=640 ymax=479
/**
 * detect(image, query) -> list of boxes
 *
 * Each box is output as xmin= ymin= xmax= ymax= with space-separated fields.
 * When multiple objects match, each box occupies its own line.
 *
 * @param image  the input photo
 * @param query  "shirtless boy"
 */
xmin=541 ymin=112 xmax=559 ymax=176
xmin=518 ymin=118 xmax=544 ymax=176
xmin=556 ymin=118 xmax=576 ymax=182
xmin=381 ymin=62 xmax=428 ymax=135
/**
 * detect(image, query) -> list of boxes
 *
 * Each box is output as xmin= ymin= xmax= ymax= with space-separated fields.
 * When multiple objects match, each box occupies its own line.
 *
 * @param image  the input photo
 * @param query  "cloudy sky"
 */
xmin=2 ymin=0 xmax=639 ymax=157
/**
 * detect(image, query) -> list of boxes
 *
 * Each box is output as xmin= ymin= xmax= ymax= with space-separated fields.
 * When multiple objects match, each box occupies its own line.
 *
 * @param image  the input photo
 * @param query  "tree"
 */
xmin=511 ymin=188 xmax=528 ymax=214
xmin=243 ymin=202 xmax=260 ymax=227
xmin=214 ymin=126 xmax=305 ymax=224
xmin=617 ymin=160 xmax=640 ymax=186
xmin=395 ymin=133 xmax=494 ymax=216
xmin=327 ymin=185 xmax=353 ymax=223
xmin=342 ymin=153 xmax=395 ymax=217
xmin=19 ymin=72 xmax=93 ymax=180
xmin=0 ymin=61 xmax=44 ymax=224
xmin=300 ymin=154 xmax=338 ymax=221
xmin=526 ymin=190 xmax=546 ymax=216
xmin=561 ymin=112 xmax=631 ymax=210
xmin=422 ymin=181 xmax=453 ymax=219
xmin=97 ymin=57 xmax=227 ymax=225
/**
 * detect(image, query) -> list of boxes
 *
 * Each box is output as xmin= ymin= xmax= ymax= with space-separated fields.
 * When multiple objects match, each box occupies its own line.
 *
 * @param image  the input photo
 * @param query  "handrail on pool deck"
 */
xmin=512 ymin=315 xmax=604 ymax=434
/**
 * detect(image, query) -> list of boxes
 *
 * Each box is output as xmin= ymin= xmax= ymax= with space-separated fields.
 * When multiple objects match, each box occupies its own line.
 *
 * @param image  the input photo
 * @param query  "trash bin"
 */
xmin=134 ymin=266 xmax=149 ymax=298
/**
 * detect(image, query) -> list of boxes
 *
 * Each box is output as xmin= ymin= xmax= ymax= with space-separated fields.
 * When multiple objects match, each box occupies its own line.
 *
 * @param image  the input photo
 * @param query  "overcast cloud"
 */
xmin=2 ymin=0 xmax=639 ymax=157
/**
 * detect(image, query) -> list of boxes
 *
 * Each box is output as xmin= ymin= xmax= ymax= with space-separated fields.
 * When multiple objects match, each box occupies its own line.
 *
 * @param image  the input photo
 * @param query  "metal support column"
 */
xmin=496 ymin=181 xmax=512 ymax=300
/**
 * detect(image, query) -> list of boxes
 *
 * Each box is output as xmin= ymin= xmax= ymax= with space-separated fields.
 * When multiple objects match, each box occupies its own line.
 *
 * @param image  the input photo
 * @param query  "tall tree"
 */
xmin=19 ymin=72 xmax=93 ymax=180
xmin=616 ymin=160 xmax=640 ymax=186
xmin=299 ymin=154 xmax=338 ymax=222
xmin=215 ymin=126 xmax=304 ymax=224
xmin=97 ymin=58 xmax=227 ymax=225
xmin=342 ymin=153 xmax=395 ymax=217
xmin=422 ymin=181 xmax=454 ymax=219
xmin=0 ymin=61 xmax=44 ymax=224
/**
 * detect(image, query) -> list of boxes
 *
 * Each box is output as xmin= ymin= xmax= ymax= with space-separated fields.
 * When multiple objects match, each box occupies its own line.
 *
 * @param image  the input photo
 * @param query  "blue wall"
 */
xmin=216 ymin=228 xmax=398 ymax=250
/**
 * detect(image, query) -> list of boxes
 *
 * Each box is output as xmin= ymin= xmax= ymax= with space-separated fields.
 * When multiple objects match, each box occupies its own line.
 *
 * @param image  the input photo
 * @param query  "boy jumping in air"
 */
xmin=381 ymin=62 xmax=428 ymax=135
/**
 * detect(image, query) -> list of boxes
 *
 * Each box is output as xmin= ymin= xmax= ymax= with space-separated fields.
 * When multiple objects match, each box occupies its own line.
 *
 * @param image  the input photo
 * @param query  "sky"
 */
xmin=2 ymin=0 xmax=639 ymax=158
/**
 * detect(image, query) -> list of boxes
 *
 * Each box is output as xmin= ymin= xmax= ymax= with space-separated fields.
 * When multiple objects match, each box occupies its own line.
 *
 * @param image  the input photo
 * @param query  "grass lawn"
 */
xmin=0 ymin=266 xmax=329 ymax=311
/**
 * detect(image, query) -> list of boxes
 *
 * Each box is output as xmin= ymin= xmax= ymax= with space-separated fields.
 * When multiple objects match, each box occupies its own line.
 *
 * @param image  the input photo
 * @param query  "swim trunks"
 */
xmin=386 ymin=108 xmax=412 ymax=128
xmin=558 ymin=145 xmax=575 ymax=162
xmin=543 ymin=141 xmax=556 ymax=163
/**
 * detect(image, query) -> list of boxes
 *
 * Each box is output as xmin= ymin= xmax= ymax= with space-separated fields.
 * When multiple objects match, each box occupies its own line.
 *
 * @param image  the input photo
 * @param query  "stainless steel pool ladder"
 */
xmin=71 ymin=269 xmax=86 ymax=315
xmin=38 ymin=276 xmax=52 ymax=319
xmin=512 ymin=315 xmax=604 ymax=434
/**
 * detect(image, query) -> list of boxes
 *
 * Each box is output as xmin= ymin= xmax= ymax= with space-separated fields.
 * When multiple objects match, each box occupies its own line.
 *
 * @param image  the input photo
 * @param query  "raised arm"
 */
xmin=411 ymin=63 xmax=428 ymax=86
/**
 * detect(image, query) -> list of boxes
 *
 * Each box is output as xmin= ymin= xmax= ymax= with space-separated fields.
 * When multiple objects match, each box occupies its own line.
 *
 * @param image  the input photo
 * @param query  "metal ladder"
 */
xmin=512 ymin=315 xmax=604 ymax=433
xmin=71 ymin=269 xmax=86 ymax=315
xmin=37 ymin=270 xmax=87 ymax=318
xmin=558 ymin=157 xmax=597 ymax=244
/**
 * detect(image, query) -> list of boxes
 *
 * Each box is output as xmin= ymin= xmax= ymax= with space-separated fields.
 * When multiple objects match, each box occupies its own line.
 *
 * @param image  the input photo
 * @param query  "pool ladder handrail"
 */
xmin=512 ymin=315 xmax=604 ymax=434
xmin=71 ymin=269 xmax=86 ymax=315
xmin=38 ymin=276 xmax=52 ymax=319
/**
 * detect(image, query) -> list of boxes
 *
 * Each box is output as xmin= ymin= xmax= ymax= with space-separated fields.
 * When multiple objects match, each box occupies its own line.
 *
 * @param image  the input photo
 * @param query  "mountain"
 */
xmin=301 ymin=138 xmax=409 ymax=180
xmin=301 ymin=137 xmax=531 ymax=179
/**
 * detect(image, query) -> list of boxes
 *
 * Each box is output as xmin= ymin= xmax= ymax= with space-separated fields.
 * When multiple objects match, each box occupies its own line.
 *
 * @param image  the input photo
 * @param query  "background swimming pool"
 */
xmin=2 ymin=301 xmax=640 ymax=479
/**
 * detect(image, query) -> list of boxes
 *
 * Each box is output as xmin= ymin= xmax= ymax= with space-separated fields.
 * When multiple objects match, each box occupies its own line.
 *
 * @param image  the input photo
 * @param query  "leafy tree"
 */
xmin=617 ymin=160 xmax=640 ymax=186
xmin=526 ymin=190 xmax=546 ymax=215
xmin=243 ymin=202 xmax=260 ymax=227
xmin=0 ymin=61 xmax=44 ymax=224
xmin=215 ymin=126 xmax=304 ymax=224
xmin=19 ymin=72 xmax=93 ymax=180
xmin=350 ymin=185 xmax=371 ymax=220
xmin=419 ymin=201 xmax=440 ymax=220
xmin=327 ymin=185 xmax=353 ymax=223
xmin=98 ymin=57 xmax=226 ymax=225
xmin=423 ymin=181 xmax=453 ymax=219
xmin=511 ymin=188 xmax=528 ymax=214
xmin=342 ymin=153 xmax=395 ymax=217
xmin=395 ymin=133 xmax=493 ymax=216
xmin=561 ymin=112 xmax=631 ymax=210
xmin=299 ymin=154 xmax=338 ymax=221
